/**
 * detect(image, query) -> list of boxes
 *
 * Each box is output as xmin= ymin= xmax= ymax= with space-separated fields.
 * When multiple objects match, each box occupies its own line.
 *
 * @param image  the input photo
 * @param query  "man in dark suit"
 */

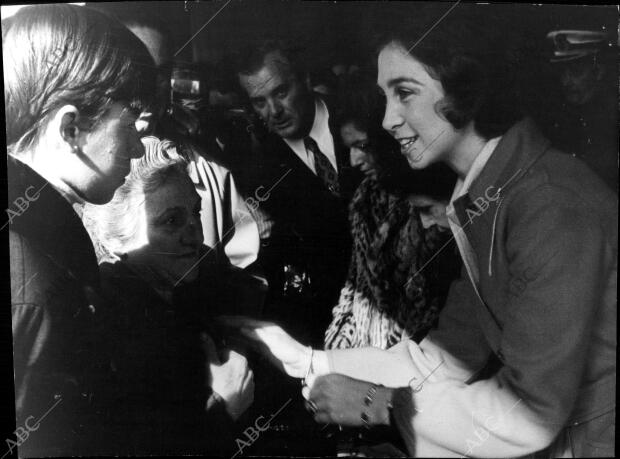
xmin=230 ymin=40 xmax=353 ymax=346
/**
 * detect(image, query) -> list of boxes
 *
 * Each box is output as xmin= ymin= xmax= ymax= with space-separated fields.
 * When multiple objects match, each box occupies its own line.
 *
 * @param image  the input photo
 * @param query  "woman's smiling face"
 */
xmin=378 ymin=42 xmax=466 ymax=170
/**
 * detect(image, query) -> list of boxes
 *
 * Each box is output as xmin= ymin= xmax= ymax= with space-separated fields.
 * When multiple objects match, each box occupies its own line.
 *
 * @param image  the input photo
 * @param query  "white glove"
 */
xmin=202 ymin=332 xmax=254 ymax=420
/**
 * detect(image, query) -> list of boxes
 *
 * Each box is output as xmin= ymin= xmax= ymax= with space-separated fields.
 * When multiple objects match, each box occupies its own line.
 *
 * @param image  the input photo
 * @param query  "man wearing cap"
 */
xmin=543 ymin=26 xmax=618 ymax=191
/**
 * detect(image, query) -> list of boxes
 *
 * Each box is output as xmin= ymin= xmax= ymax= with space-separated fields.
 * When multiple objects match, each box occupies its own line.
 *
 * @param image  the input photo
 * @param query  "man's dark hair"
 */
xmin=234 ymin=38 xmax=307 ymax=80
xmin=375 ymin=5 xmax=523 ymax=139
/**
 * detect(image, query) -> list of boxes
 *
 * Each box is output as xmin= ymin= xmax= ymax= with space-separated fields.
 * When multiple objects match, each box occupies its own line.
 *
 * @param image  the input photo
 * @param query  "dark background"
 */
xmin=81 ymin=1 xmax=617 ymax=82
xmin=1 ymin=0 xmax=618 ymax=455
xmin=155 ymin=1 xmax=618 ymax=68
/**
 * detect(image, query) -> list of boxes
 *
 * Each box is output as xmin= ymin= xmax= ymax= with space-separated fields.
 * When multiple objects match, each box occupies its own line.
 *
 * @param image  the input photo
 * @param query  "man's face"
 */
xmin=238 ymin=51 xmax=313 ymax=140
xmin=558 ymin=58 xmax=602 ymax=106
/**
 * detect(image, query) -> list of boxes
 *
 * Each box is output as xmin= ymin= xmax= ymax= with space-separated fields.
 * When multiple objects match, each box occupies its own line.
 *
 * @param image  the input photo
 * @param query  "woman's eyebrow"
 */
xmin=387 ymin=77 xmax=424 ymax=87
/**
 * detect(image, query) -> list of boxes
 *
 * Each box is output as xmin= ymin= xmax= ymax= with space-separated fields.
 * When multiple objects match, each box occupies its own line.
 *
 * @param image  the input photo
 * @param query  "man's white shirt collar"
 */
xmin=283 ymin=97 xmax=338 ymax=174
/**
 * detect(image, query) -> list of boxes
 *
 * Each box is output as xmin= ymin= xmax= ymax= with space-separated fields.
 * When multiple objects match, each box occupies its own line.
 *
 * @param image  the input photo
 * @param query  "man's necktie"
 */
xmin=304 ymin=136 xmax=340 ymax=195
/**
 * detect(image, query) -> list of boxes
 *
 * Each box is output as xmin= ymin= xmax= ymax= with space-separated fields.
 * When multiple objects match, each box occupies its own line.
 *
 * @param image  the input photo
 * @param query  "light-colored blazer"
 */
xmin=183 ymin=142 xmax=260 ymax=269
xmin=326 ymin=119 xmax=616 ymax=458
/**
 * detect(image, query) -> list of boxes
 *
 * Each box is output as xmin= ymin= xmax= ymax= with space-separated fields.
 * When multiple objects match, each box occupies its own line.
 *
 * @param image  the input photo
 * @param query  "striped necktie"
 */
xmin=304 ymin=136 xmax=339 ymax=195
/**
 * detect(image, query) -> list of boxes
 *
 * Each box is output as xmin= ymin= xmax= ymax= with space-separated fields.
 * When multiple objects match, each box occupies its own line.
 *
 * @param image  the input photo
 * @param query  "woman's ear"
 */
xmin=51 ymin=105 xmax=81 ymax=151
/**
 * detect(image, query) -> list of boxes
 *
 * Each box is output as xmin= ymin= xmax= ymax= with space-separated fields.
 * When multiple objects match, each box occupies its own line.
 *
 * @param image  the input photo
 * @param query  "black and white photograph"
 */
xmin=1 ymin=1 xmax=617 ymax=457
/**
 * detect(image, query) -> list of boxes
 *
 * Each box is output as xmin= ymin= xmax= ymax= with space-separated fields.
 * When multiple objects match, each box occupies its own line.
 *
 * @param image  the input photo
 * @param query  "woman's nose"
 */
xmin=349 ymin=148 xmax=364 ymax=167
xmin=382 ymin=97 xmax=403 ymax=133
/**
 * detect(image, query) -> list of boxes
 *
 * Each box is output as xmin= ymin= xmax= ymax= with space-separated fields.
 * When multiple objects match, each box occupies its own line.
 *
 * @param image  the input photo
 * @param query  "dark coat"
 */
xmin=98 ymin=260 xmax=237 ymax=456
xmin=226 ymin=96 xmax=353 ymax=344
xmin=8 ymin=156 xmax=109 ymax=457
xmin=8 ymin=157 xmax=242 ymax=456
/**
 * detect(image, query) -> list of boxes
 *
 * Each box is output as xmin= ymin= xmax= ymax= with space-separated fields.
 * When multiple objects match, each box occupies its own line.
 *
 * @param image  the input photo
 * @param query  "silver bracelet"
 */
xmin=361 ymin=384 xmax=379 ymax=429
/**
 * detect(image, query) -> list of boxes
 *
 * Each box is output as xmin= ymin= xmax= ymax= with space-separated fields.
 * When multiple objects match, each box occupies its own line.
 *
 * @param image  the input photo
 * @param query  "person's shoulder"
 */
xmin=499 ymin=119 xmax=616 ymax=215
xmin=10 ymin=231 xmax=59 ymax=306
xmin=98 ymin=261 xmax=145 ymax=296
xmin=533 ymin=147 xmax=617 ymax=211
xmin=319 ymin=94 xmax=338 ymax=113
xmin=503 ymin=151 xmax=617 ymax=249
xmin=99 ymin=261 xmax=167 ymax=318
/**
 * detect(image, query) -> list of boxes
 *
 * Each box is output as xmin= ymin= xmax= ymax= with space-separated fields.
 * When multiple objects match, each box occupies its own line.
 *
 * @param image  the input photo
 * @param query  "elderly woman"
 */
xmin=5 ymin=4 xmax=155 ymax=456
xmin=325 ymin=73 xmax=459 ymax=350
xmin=221 ymin=6 xmax=616 ymax=458
xmin=82 ymin=136 xmax=254 ymax=455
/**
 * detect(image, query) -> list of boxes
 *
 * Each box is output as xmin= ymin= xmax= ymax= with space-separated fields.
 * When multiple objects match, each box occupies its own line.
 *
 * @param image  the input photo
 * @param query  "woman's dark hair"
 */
xmin=336 ymin=71 xmax=388 ymax=147
xmin=376 ymin=5 xmax=523 ymax=139
xmin=336 ymin=72 xmax=455 ymax=199
xmin=3 ymin=4 xmax=156 ymax=151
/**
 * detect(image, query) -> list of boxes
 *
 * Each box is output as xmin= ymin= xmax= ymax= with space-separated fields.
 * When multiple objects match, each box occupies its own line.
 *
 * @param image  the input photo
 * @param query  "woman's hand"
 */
xmin=202 ymin=332 xmax=254 ymax=420
xmin=217 ymin=316 xmax=311 ymax=378
xmin=302 ymin=374 xmax=393 ymax=427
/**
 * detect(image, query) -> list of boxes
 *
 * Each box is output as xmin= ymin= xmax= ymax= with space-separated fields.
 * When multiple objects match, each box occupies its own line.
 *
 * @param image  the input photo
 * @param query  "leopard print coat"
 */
xmin=324 ymin=176 xmax=460 ymax=350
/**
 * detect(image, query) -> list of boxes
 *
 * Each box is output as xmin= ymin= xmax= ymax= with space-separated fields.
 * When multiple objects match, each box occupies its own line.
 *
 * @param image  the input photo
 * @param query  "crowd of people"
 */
xmin=4 ymin=2 xmax=617 ymax=457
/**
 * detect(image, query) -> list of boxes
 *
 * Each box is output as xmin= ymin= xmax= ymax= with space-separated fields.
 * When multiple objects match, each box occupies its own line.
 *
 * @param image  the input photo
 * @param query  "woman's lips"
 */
xmin=359 ymin=166 xmax=374 ymax=176
xmin=398 ymin=135 xmax=427 ymax=162
xmin=398 ymin=135 xmax=420 ymax=154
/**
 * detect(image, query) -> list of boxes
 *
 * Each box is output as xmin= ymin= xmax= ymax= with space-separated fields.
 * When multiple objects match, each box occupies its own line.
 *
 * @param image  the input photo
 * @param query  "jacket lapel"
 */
xmin=269 ymin=134 xmax=327 ymax=187
xmin=468 ymin=118 xmax=550 ymax=206
xmin=8 ymin=157 xmax=100 ymax=287
xmin=450 ymin=118 xmax=552 ymax=330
